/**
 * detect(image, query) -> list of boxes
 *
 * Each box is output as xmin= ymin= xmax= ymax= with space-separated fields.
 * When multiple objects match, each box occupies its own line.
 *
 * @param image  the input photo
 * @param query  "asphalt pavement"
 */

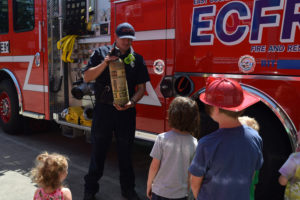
xmin=0 ymin=123 xmax=153 ymax=200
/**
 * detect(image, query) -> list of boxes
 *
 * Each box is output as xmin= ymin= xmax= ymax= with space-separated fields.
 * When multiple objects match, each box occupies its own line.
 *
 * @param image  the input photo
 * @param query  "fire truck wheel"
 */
xmin=244 ymin=102 xmax=290 ymax=200
xmin=0 ymin=80 xmax=23 ymax=134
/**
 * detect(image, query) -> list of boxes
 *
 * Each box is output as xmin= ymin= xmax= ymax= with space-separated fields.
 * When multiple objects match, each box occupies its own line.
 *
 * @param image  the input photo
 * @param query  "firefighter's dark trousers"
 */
xmin=84 ymin=103 xmax=136 ymax=195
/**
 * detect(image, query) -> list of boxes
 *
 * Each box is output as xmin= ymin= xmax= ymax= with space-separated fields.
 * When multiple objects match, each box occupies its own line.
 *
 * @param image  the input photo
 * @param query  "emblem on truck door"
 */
xmin=238 ymin=55 xmax=256 ymax=73
xmin=153 ymin=59 xmax=165 ymax=75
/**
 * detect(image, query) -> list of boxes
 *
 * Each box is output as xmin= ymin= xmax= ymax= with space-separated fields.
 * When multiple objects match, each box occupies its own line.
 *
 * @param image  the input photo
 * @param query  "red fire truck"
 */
xmin=0 ymin=0 xmax=299 ymax=199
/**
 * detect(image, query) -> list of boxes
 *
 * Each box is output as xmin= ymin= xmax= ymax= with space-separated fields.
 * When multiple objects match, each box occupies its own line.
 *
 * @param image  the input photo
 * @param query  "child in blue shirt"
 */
xmin=189 ymin=78 xmax=263 ymax=200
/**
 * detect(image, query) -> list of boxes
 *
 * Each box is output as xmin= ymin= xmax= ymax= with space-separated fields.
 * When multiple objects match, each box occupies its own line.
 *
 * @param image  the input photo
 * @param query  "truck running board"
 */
xmin=20 ymin=111 xmax=45 ymax=119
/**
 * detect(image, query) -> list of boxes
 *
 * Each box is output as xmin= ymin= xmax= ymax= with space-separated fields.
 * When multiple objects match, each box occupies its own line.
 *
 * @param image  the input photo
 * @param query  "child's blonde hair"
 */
xmin=239 ymin=116 xmax=260 ymax=131
xmin=31 ymin=152 xmax=69 ymax=190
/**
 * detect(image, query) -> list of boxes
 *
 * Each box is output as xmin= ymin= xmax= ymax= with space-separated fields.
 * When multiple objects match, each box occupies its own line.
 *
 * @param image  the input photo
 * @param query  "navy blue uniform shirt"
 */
xmin=83 ymin=45 xmax=150 ymax=104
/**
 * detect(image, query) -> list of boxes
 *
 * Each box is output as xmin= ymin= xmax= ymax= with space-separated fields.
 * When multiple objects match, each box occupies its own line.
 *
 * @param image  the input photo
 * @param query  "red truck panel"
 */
xmin=175 ymin=0 xmax=300 ymax=76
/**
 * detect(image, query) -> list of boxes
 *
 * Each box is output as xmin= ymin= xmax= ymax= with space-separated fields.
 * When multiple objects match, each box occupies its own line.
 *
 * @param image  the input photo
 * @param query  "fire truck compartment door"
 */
xmin=113 ymin=0 xmax=168 ymax=134
xmin=11 ymin=0 xmax=46 ymax=116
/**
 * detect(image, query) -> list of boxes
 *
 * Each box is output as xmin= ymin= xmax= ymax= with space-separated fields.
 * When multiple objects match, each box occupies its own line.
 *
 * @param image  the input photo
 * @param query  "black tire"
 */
xmin=0 ymin=80 xmax=23 ymax=134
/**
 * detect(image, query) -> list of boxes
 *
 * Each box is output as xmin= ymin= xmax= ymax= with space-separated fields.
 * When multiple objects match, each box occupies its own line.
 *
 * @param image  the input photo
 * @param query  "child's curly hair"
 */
xmin=238 ymin=116 xmax=260 ymax=131
xmin=31 ymin=152 xmax=69 ymax=190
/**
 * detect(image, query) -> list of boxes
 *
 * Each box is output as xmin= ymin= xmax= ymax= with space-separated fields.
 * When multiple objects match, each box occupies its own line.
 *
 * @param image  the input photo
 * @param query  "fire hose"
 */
xmin=57 ymin=35 xmax=78 ymax=63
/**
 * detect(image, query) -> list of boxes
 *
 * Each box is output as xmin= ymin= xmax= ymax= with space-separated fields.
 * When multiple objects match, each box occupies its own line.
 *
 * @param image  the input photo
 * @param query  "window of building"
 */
xmin=13 ymin=0 xmax=35 ymax=32
xmin=0 ymin=0 xmax=9 ymax=34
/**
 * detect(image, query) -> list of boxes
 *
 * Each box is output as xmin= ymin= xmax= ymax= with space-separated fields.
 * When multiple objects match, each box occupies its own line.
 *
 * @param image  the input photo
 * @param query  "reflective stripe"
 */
xmin=0 ymin=56 xmax=48 ymax=92
xmin=78 ymin=29 xmax=176 ymax=44
xmin=138 ymin=81 xmax=162 ymax=106
xmin=135 ymin=29 xmax=175 ymax=41
xmin=114 ymin=0 xmax=132 ymax=3
xmin=174 ymin=72 xmax=300 ymax=82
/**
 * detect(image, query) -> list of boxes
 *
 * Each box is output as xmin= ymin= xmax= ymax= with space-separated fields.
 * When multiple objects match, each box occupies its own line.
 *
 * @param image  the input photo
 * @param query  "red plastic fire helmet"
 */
xmin=199 ymin=78 xmax=260 ymax=112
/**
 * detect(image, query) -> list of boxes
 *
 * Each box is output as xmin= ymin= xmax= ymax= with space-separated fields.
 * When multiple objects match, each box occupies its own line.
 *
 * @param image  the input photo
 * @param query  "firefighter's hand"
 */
xmin=113 ymin=101 xmax=135 ymax=111
xmin=104 ymin=55 xmax=118 ymax=65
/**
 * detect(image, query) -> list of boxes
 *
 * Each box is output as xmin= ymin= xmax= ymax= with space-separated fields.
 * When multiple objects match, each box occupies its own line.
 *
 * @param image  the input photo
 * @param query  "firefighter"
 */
xmin=82 ymin=22 xmax=150 ymax=200
xmin=189 ymin=78 xmax=264 ymax=200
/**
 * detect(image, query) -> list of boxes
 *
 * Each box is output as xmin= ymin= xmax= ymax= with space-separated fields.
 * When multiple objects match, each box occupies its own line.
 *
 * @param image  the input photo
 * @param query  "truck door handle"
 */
xmin=38 ymin=21 xmax=42 ymax=52
xmin=35 ymin=52 xmax=40 ymax=67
